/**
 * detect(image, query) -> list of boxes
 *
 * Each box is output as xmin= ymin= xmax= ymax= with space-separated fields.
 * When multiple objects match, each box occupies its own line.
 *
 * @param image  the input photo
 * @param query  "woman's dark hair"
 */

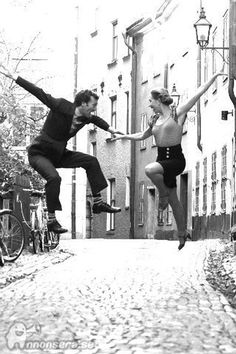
xmin=74 ymin=90 xmax=99 ymax=107
xmin=151 ymin=88 xmax=173 ymax=106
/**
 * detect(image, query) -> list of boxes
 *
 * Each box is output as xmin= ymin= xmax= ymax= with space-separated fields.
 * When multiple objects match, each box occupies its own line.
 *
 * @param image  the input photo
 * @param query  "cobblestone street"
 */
xmin=0 ymin=239 xmax=236 ymax=354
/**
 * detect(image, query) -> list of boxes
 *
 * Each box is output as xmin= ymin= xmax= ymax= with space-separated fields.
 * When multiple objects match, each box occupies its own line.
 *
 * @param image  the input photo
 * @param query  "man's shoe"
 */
xmin=92 ymin=202 xmax=121 ymax=214
xmin=47 ymin=219 xmax=68 ymax=234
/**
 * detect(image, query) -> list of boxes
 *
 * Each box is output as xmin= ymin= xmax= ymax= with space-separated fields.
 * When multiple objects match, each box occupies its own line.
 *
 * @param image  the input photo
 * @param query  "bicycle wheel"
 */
xmin=0 ymin=211 xmax=25 ymax=262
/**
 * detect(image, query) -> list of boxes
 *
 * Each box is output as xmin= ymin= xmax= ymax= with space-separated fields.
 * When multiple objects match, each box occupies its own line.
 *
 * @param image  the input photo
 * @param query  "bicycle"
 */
xmin=0 ymin=190 xmax=25 ymax=266
xmin=18 ymin=189 xmax=60 ymax=253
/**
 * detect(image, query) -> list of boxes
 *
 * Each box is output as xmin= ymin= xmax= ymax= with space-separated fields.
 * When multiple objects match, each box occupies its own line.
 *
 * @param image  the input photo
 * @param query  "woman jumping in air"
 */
xmin=114 ymin=69 xmax=227 ymax=250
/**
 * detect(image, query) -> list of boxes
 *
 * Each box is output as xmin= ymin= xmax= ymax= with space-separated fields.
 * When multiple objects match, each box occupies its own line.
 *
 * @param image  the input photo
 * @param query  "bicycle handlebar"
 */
xmin=22 ymin=188 xmax=45 ymax=197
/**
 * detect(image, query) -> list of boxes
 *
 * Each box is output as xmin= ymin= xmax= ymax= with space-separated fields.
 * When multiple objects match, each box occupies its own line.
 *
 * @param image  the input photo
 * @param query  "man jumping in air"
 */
xmin=0 ymin=64 xmax=123 ymax=234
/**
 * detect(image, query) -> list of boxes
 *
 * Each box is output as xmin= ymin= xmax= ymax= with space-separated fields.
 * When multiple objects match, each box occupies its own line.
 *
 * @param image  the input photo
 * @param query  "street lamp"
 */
xmin=194 ymin=7 xmax=229 ymax=53
xmin=170 ymin=83 xmax=180 ymax=107
xmin=194 ymin=7 xmax=212 ymax=49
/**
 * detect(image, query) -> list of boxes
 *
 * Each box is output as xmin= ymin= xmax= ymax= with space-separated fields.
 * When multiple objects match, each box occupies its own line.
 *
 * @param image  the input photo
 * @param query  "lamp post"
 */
xmin=194 ymin=7 xmax=229 ymax=52
xmin=170 ymin=83 xmax=180 ymax=107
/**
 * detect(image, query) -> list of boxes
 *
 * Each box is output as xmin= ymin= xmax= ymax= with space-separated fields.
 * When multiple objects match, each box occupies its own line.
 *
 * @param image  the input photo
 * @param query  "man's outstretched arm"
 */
xmin=0 ymin=63 xmax=61 ymax=110
xmin=90 ymin=115 xmax=125 ymax=135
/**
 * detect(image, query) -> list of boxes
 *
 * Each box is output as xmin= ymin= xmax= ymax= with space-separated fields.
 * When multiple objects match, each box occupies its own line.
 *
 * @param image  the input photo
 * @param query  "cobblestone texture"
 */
xmin=206 ymin=239 xmax=236 ymax=309
xmin=0 ymin=247 xmax=74 ymax=289
xmin=0 ymin=239 xmax=236 ymax=354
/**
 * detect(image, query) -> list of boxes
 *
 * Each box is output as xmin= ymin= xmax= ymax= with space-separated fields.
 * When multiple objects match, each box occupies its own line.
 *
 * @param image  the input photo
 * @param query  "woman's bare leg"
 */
xmin=145 ymin=162 xmax=170 ymax=209
xmin=168 ymin=188 xmax=188 ymax=248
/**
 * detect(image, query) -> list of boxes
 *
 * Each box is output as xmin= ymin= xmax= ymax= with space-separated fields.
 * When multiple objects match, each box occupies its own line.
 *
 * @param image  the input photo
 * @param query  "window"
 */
xmin=211 ymin=152 xmax=217 ymax=214
xmin=110 ymin=96 xmax=117 ymax=129
xmin=195 ymin=161 xmax=200 ymax=214
xmin=203 ymin=158 xmax=207 ymax=185
xmin=112 ymin=20 xmax=118 ymax=61
xmin=140 ymin=113 xmax=147 ymax=149
xmin=158 ymin=209 xmax=164 ymax=226
xmin=203 ymin=158 xmax=207 ymax=213
xmin=221 ymin=146 xmax=227 ymax=211
xmin=211 ymin=182 xmax=216 ymax=213
xmin=125 ymin=91 xmax=130 ymax=134
xmin=138 ymin=182 xmax=145 ymax=225
xmin=203 ymin=184 xmax=207 ymax=213
xmin=166 ymin=205 xmax=172 ymax=225
xmin=223 ymin=10 xmax=229 ymax=76
xmin=221 ymin=180 xmax=226 ymax=211
xmin=125 ymin=177 xmax=130 ymax=208
xmin=107 ymin=179 xmax=116 ymax=231
xmin=221 ymin=145 xmax=227 ymax=179
xmin=196 ymin=162 xmax=200 ymax=188
xmin=90 ymin=142 xmax=97 ymax=157
xmin=211 ymin=152 xmax=217 ymax=181
xmin=195 ymin=187 xmax=200 ymax=214
xmin=212 ymin=29 xmax=217 ymax=93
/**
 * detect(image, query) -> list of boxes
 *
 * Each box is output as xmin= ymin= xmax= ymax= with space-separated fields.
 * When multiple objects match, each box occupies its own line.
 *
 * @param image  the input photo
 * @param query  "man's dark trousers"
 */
xmin=28 ymin=150 xmax=108 ymax=213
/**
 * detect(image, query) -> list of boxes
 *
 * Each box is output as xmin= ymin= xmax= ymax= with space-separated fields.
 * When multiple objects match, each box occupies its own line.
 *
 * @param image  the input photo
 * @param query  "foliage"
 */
xmin=0 ymin=32 xmax=47 ymax=190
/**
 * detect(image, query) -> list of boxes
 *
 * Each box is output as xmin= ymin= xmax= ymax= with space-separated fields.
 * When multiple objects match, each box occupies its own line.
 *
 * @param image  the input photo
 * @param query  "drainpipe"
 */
xmin=123 ymin=34 xmax=137 ymax=239
xmin=164 ymin=63 xmax=168 ymax=89
xmin=196 ymin=46 xmax=202 ymax=151
xmin=71 ymin=6 xmax=79 ymax=239
xmin=229 ymin=0 xmax=236 ymax=226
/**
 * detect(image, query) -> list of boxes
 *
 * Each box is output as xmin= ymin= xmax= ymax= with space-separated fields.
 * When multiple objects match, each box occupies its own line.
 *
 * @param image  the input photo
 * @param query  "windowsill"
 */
xmin=212 ymin=88 xmax=217 ymax=95
xmin=122 ymin=54 xmax=130 ymax=62
xmin=210 ymin=211 xmax=216 ymax=215
xmin=166 ymin=223 xmax=172 ymax=226
xmin=140 ymin=146 xmax=146 ymax=151
xmin=151 ymin=144 xmax=157 ymax=148
xmin=90 ymin=30 xmax=98 ymax=38
xmin=125 ymin=206 xmax=130 ymax=210
xmin=138 ymin=223 xmax=144 ymax=227
xmin=153 ymin=73 xmax=161 ymax=79
xmin=107 ymin=60 xmax=118 ymax=69
xmin=221 ymin=176 xmax=227 ymax=181
xmin=221 ymin=209 xmax=226 ymax=214
xmin=204 ymin=99 xmax=208 ymax=105
xmin=158 ymin=222 xmax=164 ymax=227
xmin=106 ymin=230 xmax=115 ymax=235
xmin=182 ymin=130 xmax=187 ymax=136
xmin=141 ymin=79 xmax=148 ymax=85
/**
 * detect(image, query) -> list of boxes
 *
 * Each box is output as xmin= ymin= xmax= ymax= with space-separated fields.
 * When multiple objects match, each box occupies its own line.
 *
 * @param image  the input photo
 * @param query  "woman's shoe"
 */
xmin=178 ymin=231 xmax=191 ymax=250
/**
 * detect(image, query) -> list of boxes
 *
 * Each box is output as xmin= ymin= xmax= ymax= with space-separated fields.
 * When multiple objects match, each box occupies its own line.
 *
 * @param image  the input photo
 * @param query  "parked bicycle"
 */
xmin=18 ymin=189 xmax=60 ymax=253
xmin=0 ymin=190 xmax=25 ymax=266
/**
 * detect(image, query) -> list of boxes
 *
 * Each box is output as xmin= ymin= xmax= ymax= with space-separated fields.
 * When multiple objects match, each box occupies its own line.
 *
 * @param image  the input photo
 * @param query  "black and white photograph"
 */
xmin=0 ymin=0 xmax=236 ymax=353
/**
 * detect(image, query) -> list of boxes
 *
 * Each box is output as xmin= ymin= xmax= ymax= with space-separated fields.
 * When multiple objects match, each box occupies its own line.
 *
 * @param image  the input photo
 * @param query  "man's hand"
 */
xmin=108 ymin=127 xmax=125 ymax=135
xmin=111 ymin=134 xmax=127 ymax=141
xmin=0 ymin=63 xmax=16 ymax=80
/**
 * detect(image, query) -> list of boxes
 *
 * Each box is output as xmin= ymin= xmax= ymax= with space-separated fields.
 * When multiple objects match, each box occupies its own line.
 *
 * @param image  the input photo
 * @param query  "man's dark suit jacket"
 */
xmin=16 ymin=77 xmax=110 ymax=165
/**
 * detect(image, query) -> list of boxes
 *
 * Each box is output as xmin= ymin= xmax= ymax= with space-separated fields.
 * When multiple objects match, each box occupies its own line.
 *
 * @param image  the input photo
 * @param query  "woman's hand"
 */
xmin=111 ymin=134 xmax=127 ymax=141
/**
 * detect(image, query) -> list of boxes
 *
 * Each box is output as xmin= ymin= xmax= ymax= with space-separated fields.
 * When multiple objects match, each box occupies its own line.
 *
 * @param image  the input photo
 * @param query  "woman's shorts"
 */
xmin=156 ymin=144 xmax=186 ymax=188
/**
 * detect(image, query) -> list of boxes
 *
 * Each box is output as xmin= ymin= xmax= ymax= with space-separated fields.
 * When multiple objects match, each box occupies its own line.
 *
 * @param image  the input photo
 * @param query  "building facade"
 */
xmin=77 ymin=0 xmax=235 ymax=240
